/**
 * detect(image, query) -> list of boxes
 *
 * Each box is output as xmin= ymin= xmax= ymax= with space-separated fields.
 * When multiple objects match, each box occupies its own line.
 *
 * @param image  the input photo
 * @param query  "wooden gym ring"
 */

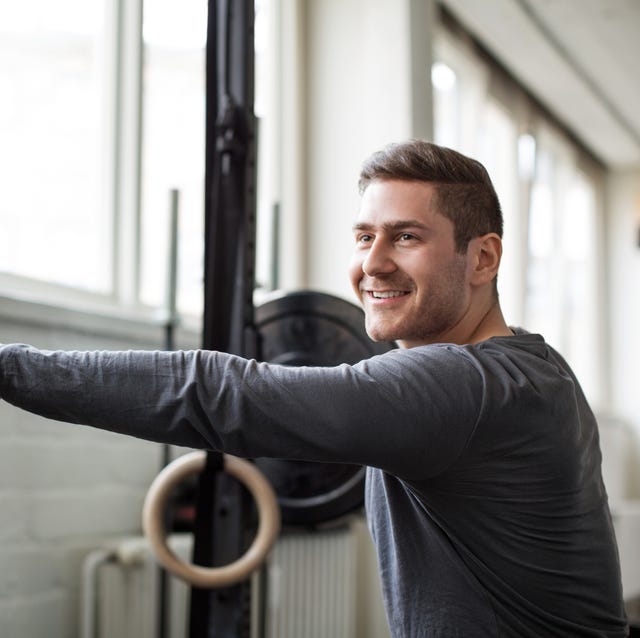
xmin=142 ymin=451 xmax=280 ymax=588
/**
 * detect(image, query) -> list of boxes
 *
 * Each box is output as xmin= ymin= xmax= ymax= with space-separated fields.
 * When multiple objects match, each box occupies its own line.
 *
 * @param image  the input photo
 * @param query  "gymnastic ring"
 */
xmin=142 ymin=451 xmax=281 ymax=588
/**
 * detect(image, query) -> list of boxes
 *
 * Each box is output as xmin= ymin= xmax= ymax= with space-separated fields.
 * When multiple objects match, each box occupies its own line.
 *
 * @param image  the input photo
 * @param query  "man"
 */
xmin=0 ymin=141 xmax=628 ymax=636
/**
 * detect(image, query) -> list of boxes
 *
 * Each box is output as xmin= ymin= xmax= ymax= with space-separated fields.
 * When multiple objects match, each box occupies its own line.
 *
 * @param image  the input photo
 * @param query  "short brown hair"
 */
xmin=359 ymin=140 xmax=503 ymax=253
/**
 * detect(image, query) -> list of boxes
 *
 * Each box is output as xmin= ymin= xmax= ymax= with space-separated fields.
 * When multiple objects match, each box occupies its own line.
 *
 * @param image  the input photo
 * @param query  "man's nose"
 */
xmin=362 ymin=239 xmax=397 ymax=277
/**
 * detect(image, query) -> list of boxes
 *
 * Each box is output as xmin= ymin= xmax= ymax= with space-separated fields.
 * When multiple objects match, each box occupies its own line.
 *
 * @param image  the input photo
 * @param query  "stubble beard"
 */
xmin=363 ymin=264 xmax=467 ymax=346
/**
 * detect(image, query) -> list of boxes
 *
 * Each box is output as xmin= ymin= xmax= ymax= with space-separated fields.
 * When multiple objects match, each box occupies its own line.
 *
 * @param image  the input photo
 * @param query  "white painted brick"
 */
xmin=0 ymin=435 xmax=162 ymax=490
xmin=106 ymin=439 xmax=167 ymax=486
xmin=0 ymin=544 xmax=64 ymax=598
xmin=0 ymin=590 xmax=71 ymax=638
xmin=0 ymin=493 xmax=32 ymax=542
xmin=30 ymin=486 xmax=149 ymax=540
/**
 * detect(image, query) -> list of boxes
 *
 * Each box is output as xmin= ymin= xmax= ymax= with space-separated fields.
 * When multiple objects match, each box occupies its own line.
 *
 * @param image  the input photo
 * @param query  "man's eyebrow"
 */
xmin=352 ymin=219 xmax=430 ymax=232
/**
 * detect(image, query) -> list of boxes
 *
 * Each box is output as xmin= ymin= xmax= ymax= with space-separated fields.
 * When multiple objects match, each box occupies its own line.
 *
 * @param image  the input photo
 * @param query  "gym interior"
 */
xmin=1 ymin=1 xmax=639 ymax=637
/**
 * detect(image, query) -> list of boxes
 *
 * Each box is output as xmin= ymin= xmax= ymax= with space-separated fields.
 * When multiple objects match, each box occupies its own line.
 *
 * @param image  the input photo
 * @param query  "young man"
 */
xmin=0 ymin=141 xmax=628 ymax=636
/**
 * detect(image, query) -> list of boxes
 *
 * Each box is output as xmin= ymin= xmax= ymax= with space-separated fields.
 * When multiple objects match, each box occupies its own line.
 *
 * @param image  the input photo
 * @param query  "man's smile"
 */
xmin=366 ymin=290 xmax=410 ymax=300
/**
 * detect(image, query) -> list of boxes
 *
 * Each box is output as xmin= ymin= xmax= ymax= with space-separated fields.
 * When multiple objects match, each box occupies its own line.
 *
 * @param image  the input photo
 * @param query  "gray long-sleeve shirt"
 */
xmin=0 ymin=331 xmax=628 ymax=637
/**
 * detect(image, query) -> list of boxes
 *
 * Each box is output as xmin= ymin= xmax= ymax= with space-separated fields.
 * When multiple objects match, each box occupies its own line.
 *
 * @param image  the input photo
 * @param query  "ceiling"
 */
xmin=440 ymin=0 xmax=640 ymax=168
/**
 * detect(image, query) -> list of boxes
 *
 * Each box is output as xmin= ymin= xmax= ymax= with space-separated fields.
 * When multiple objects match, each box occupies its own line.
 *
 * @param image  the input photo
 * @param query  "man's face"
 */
xmin=349 ymin=179 xmax=471 ymax=349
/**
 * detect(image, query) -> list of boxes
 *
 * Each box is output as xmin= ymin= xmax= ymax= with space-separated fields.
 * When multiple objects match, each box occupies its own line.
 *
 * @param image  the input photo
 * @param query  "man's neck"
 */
xmin=465 ymin=300 xmax=512 ymax=344
xmin=396 ymin=299 xmax=511 ymax=349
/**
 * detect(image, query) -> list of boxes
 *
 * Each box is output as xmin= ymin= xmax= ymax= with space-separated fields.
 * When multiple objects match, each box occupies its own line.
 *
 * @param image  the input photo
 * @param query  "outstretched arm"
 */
xmin=0 ymin=344 xmax=482 ymax=479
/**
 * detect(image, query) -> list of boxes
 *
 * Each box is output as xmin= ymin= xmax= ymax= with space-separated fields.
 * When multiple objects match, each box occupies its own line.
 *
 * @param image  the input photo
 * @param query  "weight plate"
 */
xmin=254 ymin=290 xmax=394 ymax=526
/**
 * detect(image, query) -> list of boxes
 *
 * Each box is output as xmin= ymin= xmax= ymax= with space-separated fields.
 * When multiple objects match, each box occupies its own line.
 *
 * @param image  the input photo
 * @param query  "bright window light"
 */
xmin=431 ymin=61 xmax=456 ymax=92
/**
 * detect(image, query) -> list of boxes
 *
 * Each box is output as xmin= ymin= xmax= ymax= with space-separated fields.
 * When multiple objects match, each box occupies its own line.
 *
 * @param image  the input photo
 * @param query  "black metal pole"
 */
xmin=188 ymin=1 xmax=257 ymax=637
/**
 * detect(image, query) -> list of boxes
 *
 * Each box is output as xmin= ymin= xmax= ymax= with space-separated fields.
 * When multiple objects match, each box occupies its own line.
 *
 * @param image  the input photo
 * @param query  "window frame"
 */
xmin=0 ymin=0 xmax=149 ymax=318
xmin=0 ymin=0 xmax=288 ymax=337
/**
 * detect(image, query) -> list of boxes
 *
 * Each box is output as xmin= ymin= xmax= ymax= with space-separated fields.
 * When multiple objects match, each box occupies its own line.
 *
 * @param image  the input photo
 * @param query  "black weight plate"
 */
xmin=254 ymin=290 xmax=394 ymax=526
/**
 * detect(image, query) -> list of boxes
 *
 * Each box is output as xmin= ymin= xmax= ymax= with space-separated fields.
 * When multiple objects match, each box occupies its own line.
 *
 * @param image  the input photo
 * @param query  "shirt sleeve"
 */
xmin=0 ymin=343 xmax=483 ymax=480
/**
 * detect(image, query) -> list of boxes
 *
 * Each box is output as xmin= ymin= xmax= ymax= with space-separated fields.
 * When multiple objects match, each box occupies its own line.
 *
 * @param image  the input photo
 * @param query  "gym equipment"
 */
xmin=254 ymin=290 xmax=392 ymax=525
xmin=187 ymin=1 xmax=260 ymax=636
xmin=143 ymin=452 xmax=280 ymax=588
xmin=143 ymin=1 xmax=393 ymax=637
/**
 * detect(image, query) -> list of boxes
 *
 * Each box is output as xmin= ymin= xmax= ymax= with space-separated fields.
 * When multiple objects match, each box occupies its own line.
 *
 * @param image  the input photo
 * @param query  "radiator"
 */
xmin=82 ymin=515 xmax=390 ymax=638
xmin=265 ymin=525 xmax=356 ymax=637
xmin=82 ymin=535 xmax=192 ymax=638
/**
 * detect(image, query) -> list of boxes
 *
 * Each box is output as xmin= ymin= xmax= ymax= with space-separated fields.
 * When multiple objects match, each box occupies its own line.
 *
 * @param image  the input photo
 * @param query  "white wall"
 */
xmin=302 ymin=0 xmax=435 ymax=300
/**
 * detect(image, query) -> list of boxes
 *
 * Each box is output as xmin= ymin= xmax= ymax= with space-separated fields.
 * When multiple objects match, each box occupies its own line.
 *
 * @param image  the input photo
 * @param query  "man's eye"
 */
xmin=399 ymin=233 xmax=415 ymax=241
xmin=357 ymin=234 xmax=373 ymax=244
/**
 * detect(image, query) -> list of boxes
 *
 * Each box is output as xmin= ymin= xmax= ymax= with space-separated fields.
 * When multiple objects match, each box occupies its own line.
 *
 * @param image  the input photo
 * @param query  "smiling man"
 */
xmin=0 ymin=140 xmax=628 ymax=637
xmin=350 ymin=175 xmax=511 ymax=348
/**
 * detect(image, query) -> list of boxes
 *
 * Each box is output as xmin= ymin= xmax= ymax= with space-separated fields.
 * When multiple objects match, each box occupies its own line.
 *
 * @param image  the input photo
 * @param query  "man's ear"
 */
xmin=468 ymin=233 xmax=502 ymax=286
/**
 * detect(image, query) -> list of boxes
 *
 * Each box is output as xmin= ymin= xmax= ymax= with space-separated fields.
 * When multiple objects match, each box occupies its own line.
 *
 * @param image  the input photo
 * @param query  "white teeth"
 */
xmin=371 ymin=291 xmax=406 ymax=299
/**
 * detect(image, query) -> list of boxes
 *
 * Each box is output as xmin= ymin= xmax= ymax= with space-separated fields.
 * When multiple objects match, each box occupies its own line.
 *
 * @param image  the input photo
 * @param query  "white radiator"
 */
xmin=82 ymin=535 xmax=192 ymax=638
xmin=265 ymin=525 xmax=356 ymax=637
xmin=81 ymin=516 xmax=390 ymax=638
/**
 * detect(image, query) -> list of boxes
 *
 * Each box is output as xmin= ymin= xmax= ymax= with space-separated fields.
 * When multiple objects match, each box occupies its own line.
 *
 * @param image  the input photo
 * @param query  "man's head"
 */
xmin=350 ymin=140 xmax=506 ymax=348
xmin=358 ymin=140 xmax=503 ymax=253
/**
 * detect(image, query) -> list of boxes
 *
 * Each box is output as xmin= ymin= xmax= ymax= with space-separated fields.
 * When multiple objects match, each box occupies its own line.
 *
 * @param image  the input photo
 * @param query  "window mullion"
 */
xmin=102 ymin=0 xmax=121 ymax=303
xmin=114 ymin=0 xmax=144 ymax=307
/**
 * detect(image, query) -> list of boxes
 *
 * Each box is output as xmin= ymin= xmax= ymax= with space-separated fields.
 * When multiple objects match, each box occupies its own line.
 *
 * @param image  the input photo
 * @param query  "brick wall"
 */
xmin=0 ymin=306 xmax=198 ymax=638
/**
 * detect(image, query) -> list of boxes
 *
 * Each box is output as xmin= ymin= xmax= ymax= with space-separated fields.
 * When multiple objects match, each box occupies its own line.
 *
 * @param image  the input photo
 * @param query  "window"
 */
xmin=0 ymin=0 xmax=113 ymax=293
xmin=139 ymin=0 xmax=207 ymax=315
xmin=432 ymin=25 xmax=605 ymax=406
xmin=526 ymin=129 xmax=600 ymax=400
xmin=0 ymin=0 xmax=276 ymax=322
